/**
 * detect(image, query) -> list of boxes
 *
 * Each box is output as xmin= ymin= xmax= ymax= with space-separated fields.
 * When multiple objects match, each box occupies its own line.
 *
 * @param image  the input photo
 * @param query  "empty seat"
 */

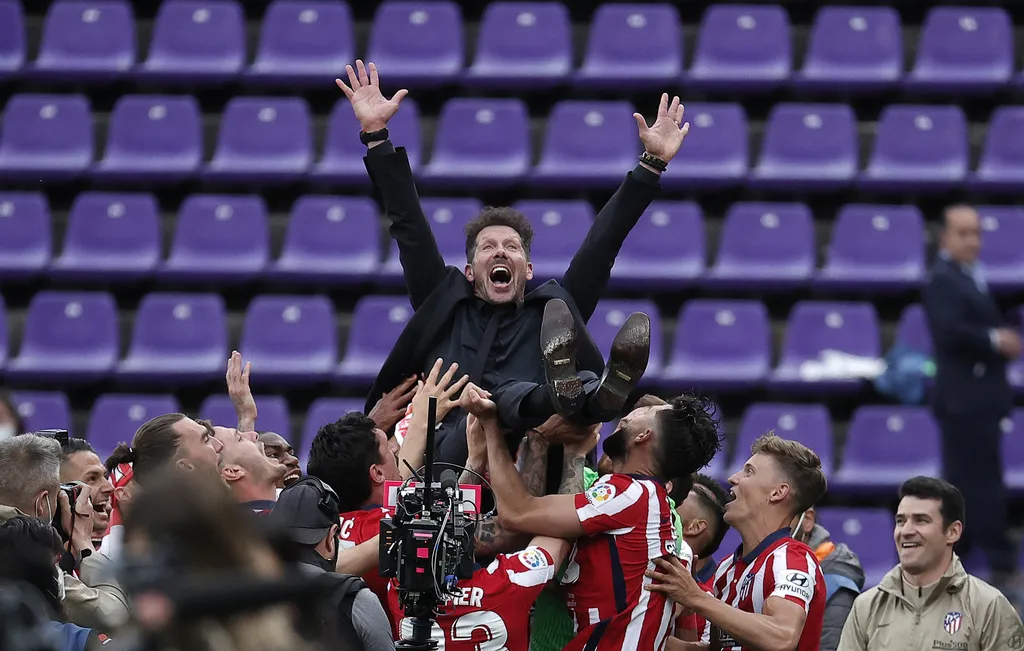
xmin=609 ymin=202 xmax=705 ymax=290
xmin=204 ymin=97 xmax=312 ymax=183
xmin=160 ymin=195 xmax=269 ymax=282
xmin=906 ymin=7 xmax=1013 ymax=93
xmin=728 ymin=404 xmax=833 ymax=476
xmin=663 ymin=300 xmax=770 ymax=391
xmin=93 ymin=95 xmax=202 ymax=183
xmin=971 ymin=107 xmax=1024 ymax=192
xmin=337 ymin=296 xmax=413 ymax=386
xmin=5 ymin=291 xmax=118 ymax=383
xmin=246 ymin=0 xmax=354 ymax=85
xmin=32 ymin=1 xmax=135 ymax=80
xmin=421 ymin=99 xmax=530 ymax=189
xmin=894 ymin=304 xmax=932 ymax=355
xmin=0 ymin=0 xmax=26 ymax=78
xmin=9 ymin=391 xmax=72 ymax=433
xmin=660 ymin=104 xmax=748 ymax=190
xmin=137 ymin=0 xmax=245 ymax=83
xmin=860 ymin=105 xmax=968 ymax=191
xmin=769 ymin=302 xmax=881 ymax=393
xmin=0 ymin=94 xmax=93 ymax=181
xmin=365 ymin=1 xmax=463 ymax=87
xmin=815 ymin=204 xmax=926 ymax=291
xmin=513 ymin=200 xmax=592 ymax=282
xmin=312 ymin=97 xmax=421 ymax=184
xmin=379 ymin=198 xmax=482 ymax=282
xmin=51 ymin=192 xmax=161 ymax=282
xmin=302 ymin=397 xmax=366 ymax=463
xmin=588 ymin=300 xmax=663 ymax=383
xmin=0 ymin=193 xmax=51 ymax=280
xmin=794 ymin=6 xmax=902 ymax=92
xmin=687 ymin=4 xmax=791 ymax=90
xmin=815 ymin=507 xmax=897 ymax=587
xmin=833 ymin=406 xmax=940 ymax=493
xmin=465 ymin=2 xmax=571 ymax=88
xmin=977 ymin=206 xmax=1024 ymax=292
xmin=270 ymin=196 xmax=381 ymax=285
xmin=575 ymin=4 xmax=682 ymax=90
xmin=117 ymin=293 xmax=228 ymax=383
xmin=240 ymin=295 xmax=337 ymax=385
xmin=706 ymin=202 xmax=814 ymax=290
xmin=87 ymin=394 xmax=180 ymax=459
xmin=532 ymin=101 xmax=638 ymax=189
xmin=750 ymin=103 xmax=858 ymax=190
xmin=200 ymin=394 xmax=292 ymax=440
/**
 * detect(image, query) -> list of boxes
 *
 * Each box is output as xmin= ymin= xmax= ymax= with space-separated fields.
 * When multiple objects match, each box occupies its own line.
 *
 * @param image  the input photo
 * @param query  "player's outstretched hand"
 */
xmin=645 ymin=555 xmax=704 ymax=609
xmin=461 ymin=383 xmax=497 ymax=420
xmin=335 ymin=59 xmax=408 ymax=133
xmin=633 ymin=93 xmax=690 ymax=163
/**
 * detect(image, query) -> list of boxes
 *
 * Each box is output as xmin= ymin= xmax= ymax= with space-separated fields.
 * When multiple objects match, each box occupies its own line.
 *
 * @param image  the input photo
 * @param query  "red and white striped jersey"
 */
xmin=387 ymin=546 xmax=555 ymax=651
xmin=561 ymin=473 xmax=680 ymax=651
xmin=708 ymin=529 xmax=826 ymax=651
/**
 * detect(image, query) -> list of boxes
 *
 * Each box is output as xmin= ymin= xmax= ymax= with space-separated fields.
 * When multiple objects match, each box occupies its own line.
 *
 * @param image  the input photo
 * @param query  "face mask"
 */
xmin=0 ymin=423 xmax=15 ymax=440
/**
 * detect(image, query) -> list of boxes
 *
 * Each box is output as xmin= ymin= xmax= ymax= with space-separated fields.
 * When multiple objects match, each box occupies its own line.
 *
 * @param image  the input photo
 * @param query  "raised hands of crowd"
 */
xmin=411 ymin=358 xmax=470 ymax=422
xmin=534 ymin=415 xmax=601 ymax=456
xmin=226 ymin=351 xmax=256 ymax=432
xmin=368 ymin=374 xmax=417 ymax=431
xmin=634 ymin=93 xmax=690 ymax=164
xmin=460 ymin=382 xmax=497 ymax=421
xmin=335 ymin=59 xmax=409 ymax=133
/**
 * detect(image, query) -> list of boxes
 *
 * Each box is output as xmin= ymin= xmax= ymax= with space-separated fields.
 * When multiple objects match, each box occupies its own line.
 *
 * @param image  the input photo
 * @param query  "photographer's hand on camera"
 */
xmin=59 ymin=485 xmax=97 ymax=559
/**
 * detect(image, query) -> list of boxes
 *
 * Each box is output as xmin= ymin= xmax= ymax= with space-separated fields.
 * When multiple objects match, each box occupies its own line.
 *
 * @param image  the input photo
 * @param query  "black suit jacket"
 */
xmin=922 ymin=257 xmax=1011 ymax=418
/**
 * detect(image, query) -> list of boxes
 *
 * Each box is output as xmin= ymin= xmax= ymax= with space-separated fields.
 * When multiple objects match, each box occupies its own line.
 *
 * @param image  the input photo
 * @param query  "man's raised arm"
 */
xmin=337 ymin=60 xmax=446 ymax=309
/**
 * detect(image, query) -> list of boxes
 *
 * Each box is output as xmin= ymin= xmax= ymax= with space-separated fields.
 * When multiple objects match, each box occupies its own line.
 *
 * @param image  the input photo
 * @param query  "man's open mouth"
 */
xmin=489 ymin=266 xmax=512 ymax=287
xmin=283 ymin=471 xmax=301 ymax=486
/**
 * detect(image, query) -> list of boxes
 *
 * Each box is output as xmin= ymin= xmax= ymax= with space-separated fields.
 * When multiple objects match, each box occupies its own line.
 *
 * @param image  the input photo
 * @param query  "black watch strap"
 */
xmin=360 ymin=128 xmax=389 ymax=145
xmin=639 ymin=151 xmax=668 ymax=172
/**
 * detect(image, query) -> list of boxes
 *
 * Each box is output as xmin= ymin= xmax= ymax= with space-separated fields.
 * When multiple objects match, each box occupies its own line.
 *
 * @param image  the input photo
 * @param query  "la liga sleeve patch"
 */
xmin=585 ymin=483 xmax=616 ymax=506
xmin=516 ymin=547 xmax=550 ymax=570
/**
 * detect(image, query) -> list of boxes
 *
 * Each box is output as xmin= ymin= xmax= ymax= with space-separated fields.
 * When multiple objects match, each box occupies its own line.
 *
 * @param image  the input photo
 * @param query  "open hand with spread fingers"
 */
xmin=633 ymin=93 xmax=690 ymax=163
xmin=412 ymin=358 xmax=471 ymax=422
xmin=645 ymin=555 xmax=706 ymax=609
xmin=335 ymin=59 xmax=409 ymax=133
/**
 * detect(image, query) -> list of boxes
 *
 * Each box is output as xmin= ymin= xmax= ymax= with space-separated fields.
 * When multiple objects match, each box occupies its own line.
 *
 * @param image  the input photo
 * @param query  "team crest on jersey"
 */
xmin=585 ymin=483 xmax=615 ymax=505
xmin=943 ymin=611 xmax=963 ymax=635
xmin=517 ymin=548 xmax=549 ymax=570
xmin=737 ymin=573 xmax=755 ymax=601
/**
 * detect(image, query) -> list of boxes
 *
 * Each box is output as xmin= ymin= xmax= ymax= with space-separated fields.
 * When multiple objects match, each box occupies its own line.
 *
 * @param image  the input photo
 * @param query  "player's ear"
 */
xmin=525 ymin=262 xmax=534 ymax=281
xmin=464 ymin=264 xmax=474 ymax=281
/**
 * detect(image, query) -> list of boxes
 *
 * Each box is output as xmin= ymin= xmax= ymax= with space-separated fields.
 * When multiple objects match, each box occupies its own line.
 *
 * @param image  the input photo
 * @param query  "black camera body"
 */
xmin=52 ymin=482 xmax=84 ymax=543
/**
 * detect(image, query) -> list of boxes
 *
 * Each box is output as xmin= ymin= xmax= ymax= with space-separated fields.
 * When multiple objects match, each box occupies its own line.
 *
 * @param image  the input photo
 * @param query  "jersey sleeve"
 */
xmin=495 ymin=546 xmax=557 ymax=591
xmin=573 ymin=474 xmax=646 ymax=536
xmin=768 ymin=544 xmax=819 ymax=612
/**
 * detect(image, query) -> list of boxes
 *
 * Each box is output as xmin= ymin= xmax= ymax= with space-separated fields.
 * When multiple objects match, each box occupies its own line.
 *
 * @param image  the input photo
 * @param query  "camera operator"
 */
xmin=268 ymin=477 xmax=394 ymax=651
xmin=211 ymin=426 xmax=288 ymax=513
xmin=60 ymin=438 xmax=115 ymax=546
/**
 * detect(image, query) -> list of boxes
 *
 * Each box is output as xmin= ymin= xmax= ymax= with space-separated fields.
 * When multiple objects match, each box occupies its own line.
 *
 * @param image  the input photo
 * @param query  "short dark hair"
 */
xmin=899 ymin=476 xmax=965 ymax=529
xmin=0 ymin=515 xmax=66 ymax=618
xmin=655 ymin=395 xmax=724 ymax=481
xmin=307 ymin=412 xmax=381 ymax=513
xmin=464 ymin=206 xmax=534 ymax=262
xmin=105 ymin=413 xmax=189 ymax=485
xmin=750 ymin=432 xmax=827 ymax=516
xmin=61 ymin=437 xmax=95 ymax=462
xmin=692 ymin=473 xmax=731 ymax=557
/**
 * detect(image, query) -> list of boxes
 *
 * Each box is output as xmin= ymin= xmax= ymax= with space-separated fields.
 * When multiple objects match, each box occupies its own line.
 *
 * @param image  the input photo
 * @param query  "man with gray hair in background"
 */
xmin=0 ymin=434 xmax=129 ymax=631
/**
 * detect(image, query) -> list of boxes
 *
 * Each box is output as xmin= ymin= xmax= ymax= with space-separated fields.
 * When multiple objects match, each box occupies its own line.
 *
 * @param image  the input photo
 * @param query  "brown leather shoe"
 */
xmin=540 ymin=299 xmax=585 ymax=417
xmin=589 ymin=312 xmax=651 ymax=420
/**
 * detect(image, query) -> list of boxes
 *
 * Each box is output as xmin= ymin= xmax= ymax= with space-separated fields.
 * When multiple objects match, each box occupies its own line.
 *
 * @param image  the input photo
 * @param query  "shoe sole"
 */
xmin=593 ymin=312 xmax=651 ymax=415
xmin=541 ymin=299 xmax=584 ymax=416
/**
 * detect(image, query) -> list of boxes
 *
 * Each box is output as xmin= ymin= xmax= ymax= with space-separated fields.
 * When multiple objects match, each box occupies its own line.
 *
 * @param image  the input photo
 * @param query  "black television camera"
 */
xmin=379 ymin=397 xmax=478 ymax=651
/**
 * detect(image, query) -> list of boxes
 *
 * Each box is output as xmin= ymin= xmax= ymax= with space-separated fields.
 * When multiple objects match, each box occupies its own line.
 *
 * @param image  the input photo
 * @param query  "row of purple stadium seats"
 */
xmin=3 ymin=291 xmax=1024 ymax=393
xmin=4 ymin=192 xmax=1024 ymax=292
xmin=2 ymin=1 xmax=1024 ymax=93
xmin=2 ymin=93 xmax=1023 ymax=191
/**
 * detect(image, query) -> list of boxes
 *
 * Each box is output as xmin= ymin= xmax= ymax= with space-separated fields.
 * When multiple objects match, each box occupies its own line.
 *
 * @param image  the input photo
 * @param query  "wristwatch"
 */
xmin=639 ymin=151 xmax=668 ymax=172
xmin=360 ymin=128 xmax=390 ymax=145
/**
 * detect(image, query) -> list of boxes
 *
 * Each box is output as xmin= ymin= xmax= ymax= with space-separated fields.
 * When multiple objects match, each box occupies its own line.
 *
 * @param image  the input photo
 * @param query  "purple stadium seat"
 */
xmin=5 ymin=291 xmax=118 ymax=383
xmin=466 ymin=2 xmax=571 ymax=88
xmin=366 ymin=1 xmax=463 ymax=88
xmin=750 ymin=103 xmax=857 ymax=191
xmin=87 ymin=394 xmax=180 ymax=459
xmin=706 ymin=202 xmax=814 ymax=290
xmin=160 ymin=195 xmax=269 ymax=283
xmin=660 ymin=104 xmax=748 ymax=190
xmin=0 ymin=193 xmax=51 ymax=280
xmin=906 ymin=7 xmax=1013 ymax=93
xmin=0 ymin=94 xmax=93 ymax=181
xmin=137 ymin=0 xmax=245 ymax=83
xmin=860 ymin=106 xmax=968 ymax=192
xmin=200 ymin=394 xmax=292 ymax=440
xmin=337 ymin=296 xmax=413 ymax=387
xmin=575 ymin=4 xmax=682 ymax=90
xmin=93 ymin=95 xmax=202 ymax=183
xmin=662 ymin=300 xmax=770 ymax=392
xmin=833 ymin=406 xmax=940 ymax=494
xmin=609 ymin=202 xmax=705 ymax=290
xmin=116 ymin=293 xmax=227 ymax=384
xmin=246 ymin=0 xmax=354 ymax=85
xmin=301 ymin=397 xmax=366 ymax=464
xmin=513 ymin=200 xmax=592 ymax=282
xmin=420 ymin=99 xmax=530 ymax=189
xmin=687 ymin=4 xmax=791 ymax=91
xmin=240 ymin=295 xmax=337 ymax=385
xmin=0 ymin=0 xmax=26 ymax=78
xmin=588 ymin=300 xmax=663 ymax=384
xmin=32 ymin=0 xmax=135 ymax=81
xmin=970 ymin=107 xmax=1024 ymax=192
xmin=312 ymin=97 xmax=421 ymax=185
xmin=728 ymin=404 xmax=833 ymax=476
xmin=204 ymin=97 xmax=312 ymax=183
xmin=270 ymin=196 xmax=381 ymax=285
xmin=532 ymin=101 xmax=638 ymax=189
xmin=769 ymin=302 xmax=881 ymax=393
xmin=379 ymin=198 xmax=482 ymax=283
xmin=894 ymin=304 xmax=933 ymax=355
xmin=815 ymin=204 xmax=926 ymax=291
xmin=794 ymin=6 xmax=902 ymax=92
xmin=51 ymin=192 xmax=161 ymax=282
xmin=977 ymin=206 xmax=1024 ymax=292
xmin=9 ymin=392 xmax=72 ymax=434
xmin=815 ymin=507 xmax=897 ymax=587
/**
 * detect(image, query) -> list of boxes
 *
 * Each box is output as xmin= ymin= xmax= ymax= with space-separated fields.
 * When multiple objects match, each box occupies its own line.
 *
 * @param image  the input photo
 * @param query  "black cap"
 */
xmin=267 ymin=481 xmax=337 ymax=546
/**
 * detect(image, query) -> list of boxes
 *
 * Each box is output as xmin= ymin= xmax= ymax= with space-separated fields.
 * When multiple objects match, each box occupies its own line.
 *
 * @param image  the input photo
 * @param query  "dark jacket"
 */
xmin=807 ymin=524 xmax=865 ymax=651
